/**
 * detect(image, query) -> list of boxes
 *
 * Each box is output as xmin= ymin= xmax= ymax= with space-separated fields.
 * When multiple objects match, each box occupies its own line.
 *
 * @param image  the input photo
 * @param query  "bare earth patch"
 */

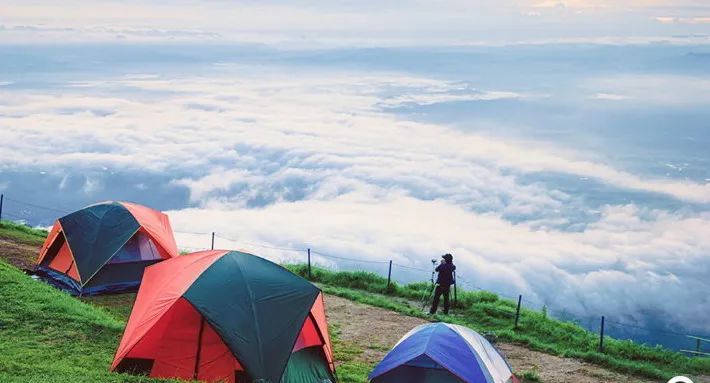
xmin=498 ymin=343 xmax=654 ymax=383
xmin=0 ymin=238 xmax=40 ymax=270
xmin=324 ymin=294 xmax=656 ymax=383
xmin=324 ymin=294 xmax=427 ymax=366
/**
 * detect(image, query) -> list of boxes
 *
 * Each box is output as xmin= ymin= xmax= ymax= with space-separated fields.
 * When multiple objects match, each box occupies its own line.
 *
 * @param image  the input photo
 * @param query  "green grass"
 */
xmin=329 ymin=324 xmax=373 ymax=383
xmin=0 ymin=259 xmax=175 ymax=383
xmin=520 ymin=369 xmax=542 ymax=382
xmin=84 ymin=294 xmax=137 ymax=320
xmin=0 ymin=220 xmax=47 ymax=246
xmin=286 ymin=264 xmax=710 ymax=381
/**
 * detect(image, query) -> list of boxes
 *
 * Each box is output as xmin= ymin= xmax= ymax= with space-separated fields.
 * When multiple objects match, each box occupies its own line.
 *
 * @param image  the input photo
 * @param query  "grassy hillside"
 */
xmin=0 ymin=258 xmax=174 ymax=383
xmin=0 ymin=220 xmax=47 ymax=246
xmin=0 ymin=221 xmax=707 ymax=381
xmin=286 ymin=264 xmax=710 ymax=381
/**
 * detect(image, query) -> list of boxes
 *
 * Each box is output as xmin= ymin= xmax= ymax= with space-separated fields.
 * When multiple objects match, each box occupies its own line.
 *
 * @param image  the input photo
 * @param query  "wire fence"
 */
xmin=1 ymin=193 xmax=708 ymax=356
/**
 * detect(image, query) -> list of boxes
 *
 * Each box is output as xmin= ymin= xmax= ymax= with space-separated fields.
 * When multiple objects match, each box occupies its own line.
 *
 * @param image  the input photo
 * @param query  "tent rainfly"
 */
xmin=35 ymin=201 xmax=178 ymax=295
xmin=369 ymin=323 xmax=519 ymax=383
xmin=111 ymin=250 xmax=336 ymax=383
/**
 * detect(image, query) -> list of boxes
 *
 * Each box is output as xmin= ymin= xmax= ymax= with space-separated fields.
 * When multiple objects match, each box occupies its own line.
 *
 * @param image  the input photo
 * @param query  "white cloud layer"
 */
xmin=2 ymin=73 xmax=708 ymax=202
xmin=168 ymin=195 xmax=710 ymax=334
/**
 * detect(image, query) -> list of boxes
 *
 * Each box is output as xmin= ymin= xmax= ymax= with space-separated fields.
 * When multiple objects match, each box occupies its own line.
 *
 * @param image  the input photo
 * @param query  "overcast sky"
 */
xmin=1 ymin=0 xmax=709 ymax=348
xmin=1 ymin=0 xmax=709 ymax=46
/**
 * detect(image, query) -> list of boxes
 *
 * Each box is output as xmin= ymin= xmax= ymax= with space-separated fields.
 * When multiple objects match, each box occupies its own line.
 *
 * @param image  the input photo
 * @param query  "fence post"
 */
xmin=0 ymin=194 xmax=3 ymax=221
xmin=307 ymin=248 xmax=312 ymax=279
xmin=515 ymin=295 xmax=522 ymax=329
xmin=697 ymin=338 xmax=702 ymax=353
xmin=599 ymin=316 xmax=605 ymax=353
xmin=387 ymin=260 xmax=393 ymax=290
xmin=211 ymin=232 xmax=215 ymax=250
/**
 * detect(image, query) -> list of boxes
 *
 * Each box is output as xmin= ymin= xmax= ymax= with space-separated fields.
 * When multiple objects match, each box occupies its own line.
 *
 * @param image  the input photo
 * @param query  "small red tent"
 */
xmin=35 ymin=201 xmax=178 ymax=295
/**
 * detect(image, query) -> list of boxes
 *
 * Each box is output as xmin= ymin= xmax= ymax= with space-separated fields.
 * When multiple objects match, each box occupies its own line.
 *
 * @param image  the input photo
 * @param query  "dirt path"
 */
xmin=0 ymin=238 xmax=39 ymax=270
xmin=498 ymin=342 xmax=656 ymax=383
xmin=324 ymin=294 xmax=656 ymax=383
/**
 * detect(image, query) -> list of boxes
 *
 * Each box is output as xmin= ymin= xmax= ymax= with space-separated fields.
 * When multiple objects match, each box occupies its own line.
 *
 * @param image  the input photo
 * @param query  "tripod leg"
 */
xmin=421 ymin=282 xmax=435 ymax=311
xmin=421 ymin=271 xmax=436 ymax=311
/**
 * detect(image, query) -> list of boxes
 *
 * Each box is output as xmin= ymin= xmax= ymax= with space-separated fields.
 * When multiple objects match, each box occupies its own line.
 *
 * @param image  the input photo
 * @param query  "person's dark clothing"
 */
xmin=430 ymin=262 xmax=456 ymax=314
xmin=429 ymin=284 xmax=450 ymax=315
xmin=435 ymin=263 xmax=456 ymax=286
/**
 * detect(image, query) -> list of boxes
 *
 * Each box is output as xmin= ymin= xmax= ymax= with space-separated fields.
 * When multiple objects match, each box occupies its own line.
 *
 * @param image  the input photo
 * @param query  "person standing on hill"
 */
xmin=429 ymin=253 xmax=456 ymax=315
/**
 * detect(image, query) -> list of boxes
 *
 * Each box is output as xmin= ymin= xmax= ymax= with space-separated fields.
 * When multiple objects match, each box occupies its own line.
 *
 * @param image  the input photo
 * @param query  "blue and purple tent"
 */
xmin=369 ymin=323 xmax=519 ymax=383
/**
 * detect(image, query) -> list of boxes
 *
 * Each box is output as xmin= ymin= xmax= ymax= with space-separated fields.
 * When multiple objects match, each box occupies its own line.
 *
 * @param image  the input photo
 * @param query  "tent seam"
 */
xmin=81 ymin=226 xmax=140 ymax=287
xmin=241 ymin=257 xmax=264 ymax=381
xmin=276 ymin=293 xmax=320 ymax=382
xmin=50 ymin=227 xmax=82 ymax=283
xmin=111 ymin=252 xmax=225 ymax=369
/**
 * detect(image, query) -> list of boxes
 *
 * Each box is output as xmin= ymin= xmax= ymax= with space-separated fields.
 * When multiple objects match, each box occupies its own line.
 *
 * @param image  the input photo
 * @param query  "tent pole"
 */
xmin=194 ymin=316 xmax=206 ymax=379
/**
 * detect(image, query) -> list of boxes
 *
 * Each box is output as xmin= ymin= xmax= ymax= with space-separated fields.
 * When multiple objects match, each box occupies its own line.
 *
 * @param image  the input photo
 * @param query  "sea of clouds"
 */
xmin=1 ymin=63 xmax=709 ymax=340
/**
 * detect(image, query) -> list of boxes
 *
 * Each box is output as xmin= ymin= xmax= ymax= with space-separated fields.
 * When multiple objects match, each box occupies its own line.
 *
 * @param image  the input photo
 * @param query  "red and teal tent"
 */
xmin=111 ymin=250 xmax=336 ymax=383
xmin=35 ymin=201 xmax=178 ymax=295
